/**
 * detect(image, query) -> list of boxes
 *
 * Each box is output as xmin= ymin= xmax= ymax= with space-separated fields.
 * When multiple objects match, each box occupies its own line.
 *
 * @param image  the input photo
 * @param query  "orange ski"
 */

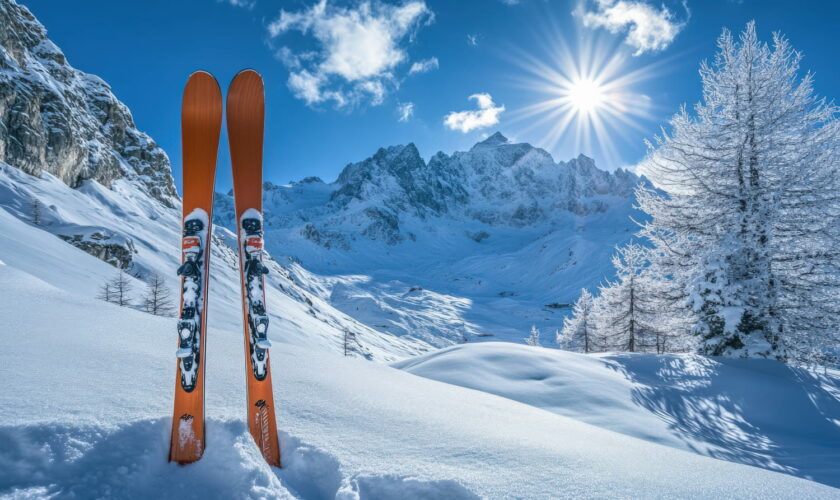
xmin=169 ymin=71 xmax=222 ymax=464
xmin=227 ymin=69 xmax=281 ymax=467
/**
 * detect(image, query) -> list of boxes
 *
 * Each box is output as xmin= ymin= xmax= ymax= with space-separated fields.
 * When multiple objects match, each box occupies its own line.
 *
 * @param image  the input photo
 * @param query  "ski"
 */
xmin=227 ymin=69 xmax=281 ymax=467
xmin=169 ymin=71 xmax=222 ymax=464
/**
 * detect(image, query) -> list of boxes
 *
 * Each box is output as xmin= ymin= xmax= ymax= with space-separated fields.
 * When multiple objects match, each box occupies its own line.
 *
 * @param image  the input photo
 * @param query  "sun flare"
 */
xmin=566 ymin=78 xmax=606 ymax=114
xmin=504 ymin=31 xmax=665 ymax=166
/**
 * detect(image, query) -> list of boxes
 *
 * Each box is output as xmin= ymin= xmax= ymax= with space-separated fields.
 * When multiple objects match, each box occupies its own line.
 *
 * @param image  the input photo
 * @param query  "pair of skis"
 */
xmin=168 ymin=70 xmax=280 ymax=467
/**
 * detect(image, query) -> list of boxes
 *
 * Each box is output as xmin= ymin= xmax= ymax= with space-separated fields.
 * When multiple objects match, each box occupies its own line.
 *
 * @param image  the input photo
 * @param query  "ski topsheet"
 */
xmin=227 ymin=69 xmax=281 ymax=467
xmin=169 ymin=71 xmax=222 ymax=464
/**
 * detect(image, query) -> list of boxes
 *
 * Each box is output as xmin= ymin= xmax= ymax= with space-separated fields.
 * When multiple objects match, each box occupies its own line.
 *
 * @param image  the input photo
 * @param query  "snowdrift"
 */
xmin=395 ymin=342 xmax=840 ymax=488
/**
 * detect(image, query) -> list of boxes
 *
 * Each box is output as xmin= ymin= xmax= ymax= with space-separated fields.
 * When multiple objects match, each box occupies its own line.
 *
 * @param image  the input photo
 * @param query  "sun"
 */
xmin=503 ymin=29 xmax=664 ymax=166
xmin=566 ymin=78 xmax=606 ymax=114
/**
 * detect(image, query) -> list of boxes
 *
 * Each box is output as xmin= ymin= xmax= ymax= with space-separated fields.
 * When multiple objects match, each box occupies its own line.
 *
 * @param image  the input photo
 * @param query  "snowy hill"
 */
xmin=2 ymin=259 xmax=839 ymax=498
xmin=214 ymin=134 xmax=645 ymax=346
xmin=395 ymin=343 xmax=840 ymax=488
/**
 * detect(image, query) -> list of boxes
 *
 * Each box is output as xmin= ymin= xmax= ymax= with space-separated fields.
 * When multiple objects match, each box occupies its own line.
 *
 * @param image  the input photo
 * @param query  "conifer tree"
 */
xmin=637 ymin=23 xmax=840 ymax=362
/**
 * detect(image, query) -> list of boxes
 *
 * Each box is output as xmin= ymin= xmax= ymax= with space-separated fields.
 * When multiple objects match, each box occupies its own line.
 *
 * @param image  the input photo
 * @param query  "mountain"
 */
xmin=0 ymin=0 xmax=177 ymax=207
xmin=0 ymin=0 xmax=431 ymax=361
xmin=214 ymin=133 xmax=646 ymax=346
xmin=215 ymin=132 xmax=639 ymax=249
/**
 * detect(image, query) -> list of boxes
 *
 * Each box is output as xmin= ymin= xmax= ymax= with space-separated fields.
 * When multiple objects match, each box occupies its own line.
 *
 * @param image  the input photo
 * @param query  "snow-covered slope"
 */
xmin=395 ymin=343 xmax=840 ymax=489
xmin=0 ymin=162 xmax=432 ymax=360
xmin=2 ymin=257 xmax=839 ymax=499
xmin=214 ymin=134 xmax=644 ymax=346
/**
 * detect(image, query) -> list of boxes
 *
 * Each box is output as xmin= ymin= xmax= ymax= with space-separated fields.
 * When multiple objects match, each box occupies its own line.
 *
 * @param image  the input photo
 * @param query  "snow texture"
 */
xmin=396 ymin=342 xmax=840 ymax=488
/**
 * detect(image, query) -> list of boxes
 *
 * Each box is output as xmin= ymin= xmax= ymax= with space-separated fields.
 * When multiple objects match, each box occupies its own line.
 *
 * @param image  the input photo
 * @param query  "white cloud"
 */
xmin=268 ymin=0 xmax=434 ymax=108
xmin=443 ymin=93 xmax=505 ymax=133
xmin=397 ymin=102 xmax=415 ymax=122
xmin=409 ymin=57 xmax=439 ymax=75
xmin=576 ymin=0 xmax=687 ymax=55
xmin=466 ymin=34 xmax=478 ymax=46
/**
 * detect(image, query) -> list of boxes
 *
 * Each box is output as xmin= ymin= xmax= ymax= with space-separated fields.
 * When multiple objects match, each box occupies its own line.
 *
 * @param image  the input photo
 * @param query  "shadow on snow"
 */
xmin=602 ymin=354 xmax=840 ymax=488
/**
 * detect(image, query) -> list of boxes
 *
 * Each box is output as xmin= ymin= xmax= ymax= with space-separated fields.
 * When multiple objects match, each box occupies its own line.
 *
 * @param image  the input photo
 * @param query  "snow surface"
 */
xmin=395 ymin=343 xmax=840 ymax=488
xmin=1 ymin=200 xmax=839 ymax=498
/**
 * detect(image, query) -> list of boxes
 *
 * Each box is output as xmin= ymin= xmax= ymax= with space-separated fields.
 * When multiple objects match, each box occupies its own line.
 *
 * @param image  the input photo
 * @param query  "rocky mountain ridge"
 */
xmin=214 ymin=132 xmax=642 ymax=250
xmin=0 ymin=0 xmax=177 ymax=207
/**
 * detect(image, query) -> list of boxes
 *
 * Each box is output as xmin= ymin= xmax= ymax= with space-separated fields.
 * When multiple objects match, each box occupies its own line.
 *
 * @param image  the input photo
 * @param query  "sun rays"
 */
xmin=503 ymin=23 xmax=672 ymax=167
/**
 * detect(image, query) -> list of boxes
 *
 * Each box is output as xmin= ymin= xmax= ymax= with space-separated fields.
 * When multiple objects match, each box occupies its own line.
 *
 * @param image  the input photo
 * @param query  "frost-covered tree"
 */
xmin=592 ymin=243 xmax=660 ymax=353
xmin=638 ymin=23 xmax=840 ymax=363
xmin=143 ymin=272 xmax=175 ymax=316
xmin=557 ymin=289 xmax=598 ymax=353
xmin=524 ymin=325 xmax=541 ymax=346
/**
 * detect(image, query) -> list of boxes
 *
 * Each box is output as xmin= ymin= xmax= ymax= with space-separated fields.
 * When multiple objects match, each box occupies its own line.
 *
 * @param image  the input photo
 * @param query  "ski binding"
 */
xmin=176 ymin=209 xmax=208 ymax=392
xmin=240 ymin=209 xmax=271 ymax=380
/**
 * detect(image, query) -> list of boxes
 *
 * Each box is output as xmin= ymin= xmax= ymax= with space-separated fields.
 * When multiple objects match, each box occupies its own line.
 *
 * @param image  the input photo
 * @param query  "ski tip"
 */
xmin=230 ymin=69 xmax=264 ymax=89
xmin=185 ymin=71 xmax=221 ymax=92
xmin=233 ymin=68 xmax=262 ymax=80
xmin=227 ymin=69 xmax=264 ymax=104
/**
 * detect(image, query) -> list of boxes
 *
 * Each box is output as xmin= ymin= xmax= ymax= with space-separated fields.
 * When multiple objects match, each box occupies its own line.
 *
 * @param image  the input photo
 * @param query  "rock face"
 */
xmin=214 ymin=132 xmax=642 ymax=249
xmin=0 ymin=0 xmax=177 ymax=207
xmin=56 ymin=229 xmax=136 ymax=270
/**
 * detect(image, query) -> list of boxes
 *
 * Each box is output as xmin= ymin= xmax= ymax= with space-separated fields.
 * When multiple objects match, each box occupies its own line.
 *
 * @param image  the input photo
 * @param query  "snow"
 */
xmin=185 ymin=207 xmax=209 ymax=226
xmin=1 ymin=213 xmax=839 ymax=497
xmin=240 ymin=207 xmax=263 ymax=224
xmin=395 ymin=342 xmax=840 ymax=488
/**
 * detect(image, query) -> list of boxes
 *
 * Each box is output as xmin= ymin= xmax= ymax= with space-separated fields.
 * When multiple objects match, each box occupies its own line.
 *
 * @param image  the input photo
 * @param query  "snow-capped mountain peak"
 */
xmin=235 ymin=133 xmax=641 ymax=244
xmin=210 ymin=136 xmax=647 ymax=346
xmin=472 ymin=131 xmax=510 ymax=147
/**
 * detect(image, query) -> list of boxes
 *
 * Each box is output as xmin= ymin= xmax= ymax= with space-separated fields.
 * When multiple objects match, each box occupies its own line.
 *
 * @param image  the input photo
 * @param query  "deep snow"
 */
xmin=1 ymin=204 xmax=840 ymax=498
xmin=395 ymin=342 xmax=840 ymax=488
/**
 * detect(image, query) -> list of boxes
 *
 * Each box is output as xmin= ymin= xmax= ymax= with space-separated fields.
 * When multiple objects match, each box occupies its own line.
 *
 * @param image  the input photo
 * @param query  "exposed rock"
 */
xmin=57 ymin=230 xmax=135 ymax=270
xmin=0 ymin=0 xmax=177 ymax=207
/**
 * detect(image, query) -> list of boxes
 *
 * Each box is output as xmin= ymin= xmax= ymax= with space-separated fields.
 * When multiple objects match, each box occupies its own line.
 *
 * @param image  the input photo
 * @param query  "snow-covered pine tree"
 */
xmin=637 ymin=22 xmax=840 ymax=363
xmin=645 ymin=247 xmax=695 ymax=353
xmin=592 ymin=243 xmax=659 ymax=352
xmin=557 ymin=289 xmax=598 ymax=353
xmin=143 ymin=272 xmax=175 ymax=316
xmin=525 ymin=325 xmax=541 ymax=346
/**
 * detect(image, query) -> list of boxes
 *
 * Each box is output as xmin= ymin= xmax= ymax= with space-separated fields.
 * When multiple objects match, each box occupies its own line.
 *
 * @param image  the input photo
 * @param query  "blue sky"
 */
xmin=23 ymin=0 xmax=840 ymax=193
